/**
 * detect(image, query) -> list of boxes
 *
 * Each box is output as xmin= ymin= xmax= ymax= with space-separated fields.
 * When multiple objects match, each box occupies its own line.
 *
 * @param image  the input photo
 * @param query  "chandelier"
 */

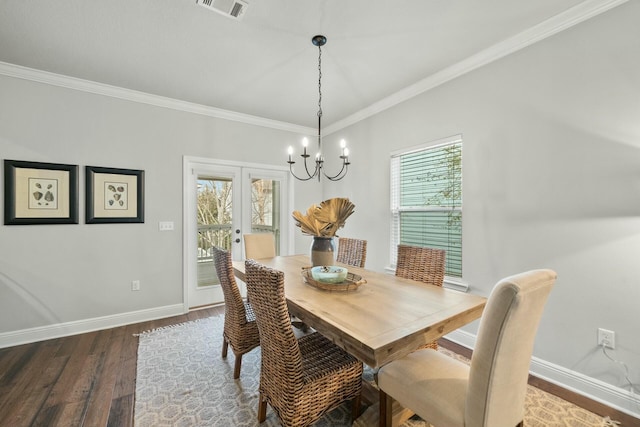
xmin=287 ymin=35 xmax=350 ymax=181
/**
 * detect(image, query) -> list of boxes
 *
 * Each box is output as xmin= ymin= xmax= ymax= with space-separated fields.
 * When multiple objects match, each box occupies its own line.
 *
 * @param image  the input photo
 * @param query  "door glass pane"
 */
xmin=197 ymin=177 xmax=233 ymax=287
xmin=250 ymin=178 xmax=280 ymax=255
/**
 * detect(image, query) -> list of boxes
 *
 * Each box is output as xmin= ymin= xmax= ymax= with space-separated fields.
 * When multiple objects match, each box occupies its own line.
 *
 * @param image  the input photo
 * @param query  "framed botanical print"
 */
xmin=4 ymin=159 xmax=79 ymax=225
xmin=85 ymin=166 xmax=145 ymax=224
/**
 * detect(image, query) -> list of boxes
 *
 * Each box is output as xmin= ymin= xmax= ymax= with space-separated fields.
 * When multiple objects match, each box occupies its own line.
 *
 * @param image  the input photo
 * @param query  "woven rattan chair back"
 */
xmin=244 ymin=259 xmax=303 ymax=390
xmin=395 ymin=244 xmax=446 ymax=287
xmin=336 ymin=237 xmax=368 ymax=268
xmin=245 ymin=259 xmax=363 ymax=427
xmin=212 ymin=246 xmax=260 ymax=379
xmin=395 ymin=244 xmax=446 ymax=350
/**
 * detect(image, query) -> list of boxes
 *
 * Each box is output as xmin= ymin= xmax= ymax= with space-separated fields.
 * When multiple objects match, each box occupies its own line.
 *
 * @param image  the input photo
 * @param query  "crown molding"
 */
xmin=0 ymin=0 xmax=626 ymax=136
xmin=324 ymin=0 xmax=628 ymax=135
xmin=0 ymin=61 xmax=314 ymax=135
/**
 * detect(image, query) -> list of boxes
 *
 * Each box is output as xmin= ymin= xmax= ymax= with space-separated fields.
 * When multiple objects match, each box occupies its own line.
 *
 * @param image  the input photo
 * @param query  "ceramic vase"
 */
xmin=310 ymin=236 xmax=335 ymax=266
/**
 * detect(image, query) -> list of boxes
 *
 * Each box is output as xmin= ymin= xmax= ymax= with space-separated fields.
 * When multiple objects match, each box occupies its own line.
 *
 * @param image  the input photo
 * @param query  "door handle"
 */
xmin=235 ymin=238 xmax=241 ymax=243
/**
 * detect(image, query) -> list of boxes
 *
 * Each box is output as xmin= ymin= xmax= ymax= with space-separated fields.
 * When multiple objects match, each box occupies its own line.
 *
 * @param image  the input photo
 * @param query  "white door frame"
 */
xmin=182 ymin=156 xmax=293 ymax=312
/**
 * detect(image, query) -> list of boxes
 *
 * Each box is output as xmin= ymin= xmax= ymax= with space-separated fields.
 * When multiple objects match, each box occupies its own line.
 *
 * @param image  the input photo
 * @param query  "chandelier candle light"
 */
xmin=287 ymin=35 xmax=351 ymax=181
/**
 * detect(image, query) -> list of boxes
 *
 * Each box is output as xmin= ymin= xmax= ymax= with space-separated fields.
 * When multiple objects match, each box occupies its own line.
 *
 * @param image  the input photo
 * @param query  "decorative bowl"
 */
xmin=310 ymin=266 xmax=348 ymax=284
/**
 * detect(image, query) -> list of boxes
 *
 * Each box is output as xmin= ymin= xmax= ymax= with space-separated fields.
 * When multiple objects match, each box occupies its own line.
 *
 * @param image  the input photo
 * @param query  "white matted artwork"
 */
xmin=85 ymin=166 xmax=144 ymax=223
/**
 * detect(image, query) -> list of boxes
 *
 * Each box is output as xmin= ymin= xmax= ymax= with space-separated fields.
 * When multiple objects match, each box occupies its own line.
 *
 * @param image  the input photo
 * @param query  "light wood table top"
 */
xmin=233 ymin=254 xmax=486 ymax=369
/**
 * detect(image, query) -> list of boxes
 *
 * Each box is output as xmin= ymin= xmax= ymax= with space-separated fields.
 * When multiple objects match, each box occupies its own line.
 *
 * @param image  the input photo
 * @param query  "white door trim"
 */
xmin=182 ymin=156 xmax=293 ymax=312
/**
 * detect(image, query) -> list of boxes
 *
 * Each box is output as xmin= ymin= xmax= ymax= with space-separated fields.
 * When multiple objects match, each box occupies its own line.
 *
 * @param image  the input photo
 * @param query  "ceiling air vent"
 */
xmin=196 ymin=0 xmax=248 ymax=20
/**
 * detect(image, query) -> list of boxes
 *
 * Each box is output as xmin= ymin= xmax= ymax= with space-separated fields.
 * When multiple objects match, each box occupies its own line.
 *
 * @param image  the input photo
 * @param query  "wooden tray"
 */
xmin=301 ymin=267 xmax=366 ymax=292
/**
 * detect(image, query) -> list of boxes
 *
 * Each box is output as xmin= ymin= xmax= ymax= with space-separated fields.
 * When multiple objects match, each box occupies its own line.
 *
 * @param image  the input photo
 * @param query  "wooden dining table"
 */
xmin=232 ymin=254 xmax=486 ymax=370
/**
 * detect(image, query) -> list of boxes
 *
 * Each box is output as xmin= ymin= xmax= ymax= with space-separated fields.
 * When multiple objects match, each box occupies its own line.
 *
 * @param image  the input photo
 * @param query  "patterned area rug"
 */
xmin=134 ymin=315 xmax=618 ymax=427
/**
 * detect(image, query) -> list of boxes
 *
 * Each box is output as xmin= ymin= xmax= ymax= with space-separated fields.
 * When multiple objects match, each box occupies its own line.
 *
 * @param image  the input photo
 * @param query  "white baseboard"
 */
xmin=445 ymin=329 xmax=640 ymax=419
xmin=0 ymin=304 xmax=185 ymax=349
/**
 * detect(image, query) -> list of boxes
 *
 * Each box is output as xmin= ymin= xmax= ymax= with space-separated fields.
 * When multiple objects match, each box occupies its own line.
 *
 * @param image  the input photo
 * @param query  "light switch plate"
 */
xmin=159 ymin=221 xmax=174 ymax=231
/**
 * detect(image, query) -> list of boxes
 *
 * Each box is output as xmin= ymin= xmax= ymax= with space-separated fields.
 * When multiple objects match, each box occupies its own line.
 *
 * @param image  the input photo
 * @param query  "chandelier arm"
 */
xmin=304 ymin=156 xmax=321 ymax=179
xmin=289 ymin=161 xmax=319 ymax=181
xmin=323 ymin=162 xmax=349 ymax=181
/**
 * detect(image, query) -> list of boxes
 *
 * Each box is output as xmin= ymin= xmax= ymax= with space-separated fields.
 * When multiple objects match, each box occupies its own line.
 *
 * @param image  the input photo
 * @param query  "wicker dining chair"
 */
xmin=212 ymin=246 xmax=260 ymax=379
xmin=336 ymin=237 xmax=368 ymax=268
xmin=395 ymin=244 xmax=446 ymax=350
xmin=244 ymin=259 xmax=363 ymax=427
xmin=243 ymin=232 xmax=310 ymax=330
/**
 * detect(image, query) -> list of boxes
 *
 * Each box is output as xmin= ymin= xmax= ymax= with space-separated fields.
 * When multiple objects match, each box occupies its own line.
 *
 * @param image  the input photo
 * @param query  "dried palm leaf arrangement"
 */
xmin=292 ymin=198 xmax=355 ymax=237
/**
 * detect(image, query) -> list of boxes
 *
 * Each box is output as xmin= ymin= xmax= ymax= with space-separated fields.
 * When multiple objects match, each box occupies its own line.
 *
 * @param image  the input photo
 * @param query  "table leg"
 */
xmin=357 ymin=376 xmax=415 ymax=427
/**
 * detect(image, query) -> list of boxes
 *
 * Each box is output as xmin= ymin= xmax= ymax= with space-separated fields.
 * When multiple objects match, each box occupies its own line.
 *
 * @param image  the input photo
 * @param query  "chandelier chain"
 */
xmin=318 ymin=46 xmax=322 ymax=119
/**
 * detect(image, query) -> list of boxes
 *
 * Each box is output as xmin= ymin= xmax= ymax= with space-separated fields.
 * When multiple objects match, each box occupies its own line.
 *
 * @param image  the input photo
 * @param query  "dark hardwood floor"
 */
xmin=0 ymin=306 xmax=224 ymax=427
xmin=1 ymin=305 xmax=637 ymax=427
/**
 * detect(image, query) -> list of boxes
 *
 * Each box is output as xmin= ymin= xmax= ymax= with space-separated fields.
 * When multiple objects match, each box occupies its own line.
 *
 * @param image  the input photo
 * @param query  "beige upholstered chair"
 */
xmin=395 ymin=244 xmax=446 ymax=350
xmin=243 ymin=233 xmax=276 ymax=259
xmin=336 ymin=237 xmax=368 ymax=268
xmin=244 ymin=259 xmax=363 ymax=427
xmin=212 ymin=247 xmax=260 ymax=379
xmin=378 ymin=269 xmax=557 ymax=427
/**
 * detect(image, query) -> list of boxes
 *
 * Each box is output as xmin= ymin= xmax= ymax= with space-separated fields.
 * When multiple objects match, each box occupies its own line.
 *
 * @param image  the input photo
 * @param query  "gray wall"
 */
xmin=0 ymin=0 xmax=638 ymax=416
xmin=330 ymin=0 xmax=640 ymax=413
xmin=0 ymin=75 xmax=321 ymax=331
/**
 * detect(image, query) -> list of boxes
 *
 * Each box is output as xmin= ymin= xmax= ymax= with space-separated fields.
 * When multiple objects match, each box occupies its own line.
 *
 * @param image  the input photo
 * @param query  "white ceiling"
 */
xmin=0 ymin=0 xmax=620 ymax=130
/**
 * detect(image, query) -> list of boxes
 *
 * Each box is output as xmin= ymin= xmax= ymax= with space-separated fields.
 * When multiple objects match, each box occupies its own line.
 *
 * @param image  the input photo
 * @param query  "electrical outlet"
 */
xmin=132 ymin=280 xmax=141 ymax=291
xmin=597 ymin=328 xmax=615 ymax=349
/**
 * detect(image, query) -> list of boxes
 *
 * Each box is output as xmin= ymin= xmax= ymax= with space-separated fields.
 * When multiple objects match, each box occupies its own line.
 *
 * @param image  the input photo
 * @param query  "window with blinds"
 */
xmin=390 ymin=135 xmax=462 ymax=278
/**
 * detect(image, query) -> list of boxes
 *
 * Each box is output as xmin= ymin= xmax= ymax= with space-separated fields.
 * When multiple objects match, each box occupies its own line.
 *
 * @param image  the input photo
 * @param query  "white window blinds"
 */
xmin=390 ymin=135 xmax=462 ymax=278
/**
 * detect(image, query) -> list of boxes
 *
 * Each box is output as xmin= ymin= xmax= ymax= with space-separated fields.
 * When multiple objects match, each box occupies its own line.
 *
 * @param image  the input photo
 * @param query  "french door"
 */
xmin=183 ymin=157 xmax=291 ymax=309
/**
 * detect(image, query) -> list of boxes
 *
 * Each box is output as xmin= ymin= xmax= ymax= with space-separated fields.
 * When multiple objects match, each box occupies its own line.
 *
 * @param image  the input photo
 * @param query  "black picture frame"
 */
xmin=85 ymin=166 xmax=145 ymax=224
xmin=4 ymin=159 xmax=79 ymax=225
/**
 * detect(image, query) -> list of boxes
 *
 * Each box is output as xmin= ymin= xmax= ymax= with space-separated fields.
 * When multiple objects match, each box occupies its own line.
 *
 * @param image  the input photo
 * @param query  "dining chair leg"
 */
xmin=351 ymin=394 xmax=362 ymax=420
xmin=233 ymin=354 xmax=242 ymax=379
xmin=379 ymin=389 xmax=392 ymax=427
xmin=221 ymin=335 xmax=228 ymax=358
xmin=258 ymin=393 xmax=267 ymax=422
